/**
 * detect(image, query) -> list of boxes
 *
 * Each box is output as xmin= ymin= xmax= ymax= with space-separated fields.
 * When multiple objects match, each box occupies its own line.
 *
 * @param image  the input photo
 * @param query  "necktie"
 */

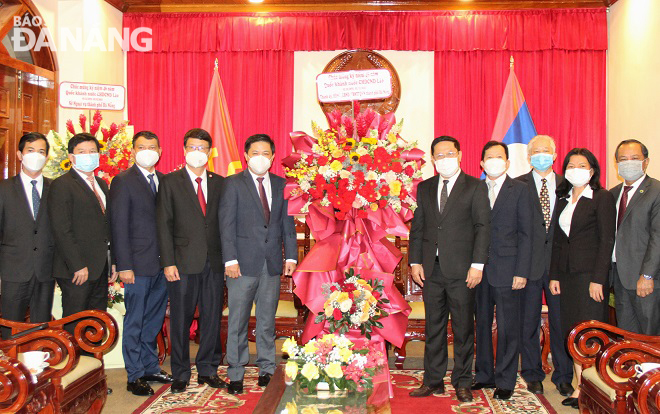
xmin=257 ymin=177 xmax=271 ymax=224
xmin=31 ymin=180 xmax=40 ymax=219
xmin=540 ymin=178 xmax=551 ymax=232
xmin=439 ymin=179 xmax=449 ymax=214
xmin=488 ymin=180 xmax=497 ymax=209
xmin=148 ymin=173 xmax=157 ymax=195
xmin=617 ymin=185 xmax=633 ymax=228
xmin=87 ymin=176 xmax=105 ymax=214
xmin=196 ymin=177 xmax=206 ymax=216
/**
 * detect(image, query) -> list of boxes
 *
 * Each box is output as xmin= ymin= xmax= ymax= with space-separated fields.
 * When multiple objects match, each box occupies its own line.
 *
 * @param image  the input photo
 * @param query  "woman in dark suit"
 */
xmin=549 ymin=148 xmax=616 ymax=409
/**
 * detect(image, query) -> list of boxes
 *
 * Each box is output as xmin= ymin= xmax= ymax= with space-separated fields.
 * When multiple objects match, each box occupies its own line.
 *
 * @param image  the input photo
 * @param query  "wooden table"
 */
xmin=254 ymin=365 xmax=391 ymax=414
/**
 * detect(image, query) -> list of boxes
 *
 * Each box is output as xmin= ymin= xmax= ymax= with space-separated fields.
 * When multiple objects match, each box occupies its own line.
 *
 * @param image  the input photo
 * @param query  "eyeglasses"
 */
xmin=185 ymin=145 xmax=210 ymax=152
xmin=434 ymin=152 xmax=458 ymax=160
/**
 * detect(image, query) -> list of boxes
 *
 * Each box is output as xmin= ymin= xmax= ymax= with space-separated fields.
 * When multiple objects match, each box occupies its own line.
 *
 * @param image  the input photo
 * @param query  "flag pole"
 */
xmin=214 ymin=58 xmax=219 ymax=70
xmin=510 ymin=55 xmax=514 ymax=69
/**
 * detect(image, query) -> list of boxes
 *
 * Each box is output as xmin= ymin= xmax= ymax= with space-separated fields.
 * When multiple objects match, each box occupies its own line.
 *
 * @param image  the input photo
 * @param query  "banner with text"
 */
xmin=59 ymin=82 xmax=126 ymax=111
xmin=316 ymin=69 xmax=392 ymax=103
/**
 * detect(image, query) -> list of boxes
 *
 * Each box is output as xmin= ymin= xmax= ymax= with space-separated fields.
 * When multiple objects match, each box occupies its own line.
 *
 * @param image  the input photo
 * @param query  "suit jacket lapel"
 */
xmin=242 ymin=170 xmax=267 ymax=223
xmin=13 ymin=176 xmax=34 ymax=222
xmin=427 ymin=175 xmax=442 ymax=224
xmin=35 ymin=178 xmax=50 ymax=224
xmin=490 ymin=176 xmax=512 ymax=218
xmin=523 ymin=172 xmax=544 ymax=215
xmin=439 ymin=172 xmax=465 ymax=222
xmin=621 ymin=176 xmax=652 ymax=225
xmin=269 ymin=176 xmax=281 ymax=225
xmin=69 ymin=171 xmax=104 ymax=215
xmin=178 ymin=168 xmax=204 ymax=217
xmin=131 ymin=164 xmax=156 ymax=200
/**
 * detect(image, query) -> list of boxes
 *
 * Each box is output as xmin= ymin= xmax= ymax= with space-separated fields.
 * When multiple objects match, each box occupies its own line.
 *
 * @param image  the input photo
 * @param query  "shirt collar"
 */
xmin=185 ymin=165 xmax=206 ymax=182
xmin=579 ymin=185 xmax=594 ymax=199
xmin=532 ymin=170 xmax=555 ymax=186
xmin=625 ymin=174 xmax=646 ymax=191
xmin=486 ymin=173 xmax=507 ymax=187
xmin=73 ymin=166 xmax=95 ymax=182
xmin=136 ymin=164 xmax=156 ymax=180
xmin=248 ymin=168 xmax=269 ymax=184
xmin=19 ymin=169 xmax=43 ymax=186
xmin=439 ymin=168 xmax=461 ymax=185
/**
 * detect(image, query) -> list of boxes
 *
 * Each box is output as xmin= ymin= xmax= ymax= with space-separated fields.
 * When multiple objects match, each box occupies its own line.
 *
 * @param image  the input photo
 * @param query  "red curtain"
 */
xmin=125 ymin=10 xmax=607 ymax=176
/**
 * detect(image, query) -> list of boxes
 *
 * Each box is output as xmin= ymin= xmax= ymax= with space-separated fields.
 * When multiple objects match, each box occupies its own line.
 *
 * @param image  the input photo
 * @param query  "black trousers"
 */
xmin=56 ymin=264 xmax=109 ymax=341
xmin=613 ymin=264 xmax=660 ymax=336
xmin=519 ymin=272 xmax=573 ymax=385
xmin=167 ymin=260 xmax=224 ymax=381
xmin=1 ymin=276 xmax=55 ymax=339
xmin=422 ymin=261 xmax=475 ymax=389
xmin=474 ymin=278 xmax=520 ymax=390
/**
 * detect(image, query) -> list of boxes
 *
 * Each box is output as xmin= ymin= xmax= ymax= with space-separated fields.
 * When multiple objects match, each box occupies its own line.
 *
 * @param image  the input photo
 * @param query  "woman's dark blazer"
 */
xmin=550 ymin=187 xmax=616 ymax=286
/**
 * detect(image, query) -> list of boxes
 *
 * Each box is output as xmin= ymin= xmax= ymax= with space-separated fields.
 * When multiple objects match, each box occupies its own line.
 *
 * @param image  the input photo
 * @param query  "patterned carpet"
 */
xmin=134 ymin=366 xmax=558 ymax=413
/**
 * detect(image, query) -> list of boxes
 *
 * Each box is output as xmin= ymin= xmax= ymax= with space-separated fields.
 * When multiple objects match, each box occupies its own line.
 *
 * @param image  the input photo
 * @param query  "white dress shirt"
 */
xmin=411 ymin=169 xmax=483 ymax=271
xmin=185 ymin=165 xmax=207 ymax=202
xmin=19 ymin=170 xmax=43 ymax=219
xmin=612 ymin=174 xmax=646 ymax=262
xmin=532 ymin=170 xmax=557 ymax=217
xmin=559 ymin=185 xmax=593 ymax=237
xmin=137 ymin=164 xmax=159 ymax=192
xmin=73 ymin=167 xmax=106 ymax=208
xmin=485 ymin=173 xmax=508 ymax=206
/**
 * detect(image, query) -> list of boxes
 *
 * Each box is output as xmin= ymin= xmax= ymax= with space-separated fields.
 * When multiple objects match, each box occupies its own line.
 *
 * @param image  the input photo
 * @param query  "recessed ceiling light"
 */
xmin=248 ymin=0 xmax=264 ymax=3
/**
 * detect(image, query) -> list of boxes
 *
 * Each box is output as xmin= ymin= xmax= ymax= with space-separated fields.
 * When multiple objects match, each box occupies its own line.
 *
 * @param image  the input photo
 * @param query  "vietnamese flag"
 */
xmin=201 ymin=61 xmax=243 ymax=176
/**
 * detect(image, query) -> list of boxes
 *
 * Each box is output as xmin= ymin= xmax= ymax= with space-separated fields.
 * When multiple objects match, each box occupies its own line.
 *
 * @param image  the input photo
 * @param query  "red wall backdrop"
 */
xmin=124 ymin=10 xmax=607 ymax=178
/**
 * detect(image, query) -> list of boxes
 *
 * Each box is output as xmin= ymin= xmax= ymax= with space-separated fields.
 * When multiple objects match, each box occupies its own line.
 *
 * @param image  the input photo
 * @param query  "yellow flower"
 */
xmin=352 ymin=290 xmax=362 ymax=300
xmin=370 ymin=203 xmax=379 ymax=211
xmin=327 ymin=410 xmax=343 ymax=414
xmin=390 ymin=180 xmax=402 ymax=197
xmin=337 ymin=292 xmax=349 ymax=303
xmin=339 ymin=347 xmax=353 ymax=363
xmin=285 ymin=361 xmax=299 ymax=381
xmin=387 ymin=133 xmax=398 ymax=144
xmin=331 ymin=149 xmax=344 ymax=159
xmin=345 ymin=138 xmax=356 ymax=150
xmin=324 ymin=304 xmax=334 ymax=317
xmin=360 ymin=304 xmax=371 ymax=322
xmin=282 ymin=337 xmax=297 ymax=354
xmin=324 ymin=363 xmax=343 ymax=379
xmin=303 ymin=341 xmax=318 ymax=354
xmin=286 ymin=402 xmax=298 ymax=414
xmin=301 ymin=362 xmax=320 ymax=381
xmin=321 ymin=334 xmax=337 ymax=345
xmin=301 ymin=408 xmax=320 ymax=414
xmin=98 ymin=141 xmax=107 ymax=152
xmin=60 ymin=159 xmax=71 ymax=170
xmin=330 ymin=160 xmax=343 ymax=171
xmin=362 ymin=138 xmax=377 ymax=146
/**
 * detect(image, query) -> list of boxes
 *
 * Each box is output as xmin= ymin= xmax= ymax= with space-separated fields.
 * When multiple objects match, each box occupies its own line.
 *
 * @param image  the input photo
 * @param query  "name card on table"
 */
xmin=59 ymin=82 xmax=126 ymax=111
xmin=316 ymin=69 xmax=392 ymax=103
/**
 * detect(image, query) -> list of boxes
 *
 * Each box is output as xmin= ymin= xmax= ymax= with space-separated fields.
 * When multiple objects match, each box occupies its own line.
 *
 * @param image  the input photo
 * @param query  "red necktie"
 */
xmin=617 ymin=185 xmax=633 ymax=228
xmin=196 ymin=177 xmax=206 ymax=216
xmin=87 ymin=176 xmax=105 ymax=214
xmin=257 ymin=177 xmax=270 ymax=224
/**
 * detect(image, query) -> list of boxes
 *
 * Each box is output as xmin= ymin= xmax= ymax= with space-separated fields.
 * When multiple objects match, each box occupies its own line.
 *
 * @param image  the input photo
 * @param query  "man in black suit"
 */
xmin=0 ymin=132 xmax=54 ymax=338
xmin=408 ymin=136 xmax=490 ymax=402
xmin=220 ymin=134 xmax=297 ymax=395
xmin=157 ymin=128 xmax=225 ymax=393
xmin=611 ymin=139 xmax=660 ymax=336
xmin=109 ymin=131 xmax=172 ymax=396
xmin=516 ymin=135 xmax=574 ymax=396
xmin=472 ymin=141 xmax=532 ymax=400
xmin=48 ymin=133 xmax=116 ymax=332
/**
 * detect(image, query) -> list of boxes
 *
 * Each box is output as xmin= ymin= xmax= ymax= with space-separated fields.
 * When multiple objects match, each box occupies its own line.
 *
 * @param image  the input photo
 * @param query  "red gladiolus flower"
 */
xmin=318 ymin=156 xmax=329 ymax=166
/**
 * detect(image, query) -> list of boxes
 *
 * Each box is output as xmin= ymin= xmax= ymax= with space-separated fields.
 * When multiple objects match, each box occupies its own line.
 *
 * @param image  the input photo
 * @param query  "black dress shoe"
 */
xmin=557 ymin=382 xmax=575 ymax=397
xmin=258 ymin=373 xmax=272 ymax=387
xmin=471 ymin=382 xmax=496 ymax=390
xmin=493 ymin=388 xmax=514 ymax=400
xmin=142 ymin=370 xmax=174 ymax=384
xmin=455 ymin=387 xmax=474 ymax=402
xmin=171 ymin=379 xmax=188 ymax=394
xmin=127 ymin=378 xmax=155 ymax=396
xmin=527 ymin=380 xmax=544 ymax=394
xmin=198 ymin=375 xmax=227 ymax=388
xmin=228 ymin=380 xmax=244 ymax=395
xmin=562 ymin=397 xmax=579 ymax=409
xmin=409 ymin=384 xmax=445 ymax=397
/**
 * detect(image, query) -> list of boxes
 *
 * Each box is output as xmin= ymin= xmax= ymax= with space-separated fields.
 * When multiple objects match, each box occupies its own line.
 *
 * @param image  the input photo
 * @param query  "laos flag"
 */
xmin=490 ymin=64 xmax=537 ymax=178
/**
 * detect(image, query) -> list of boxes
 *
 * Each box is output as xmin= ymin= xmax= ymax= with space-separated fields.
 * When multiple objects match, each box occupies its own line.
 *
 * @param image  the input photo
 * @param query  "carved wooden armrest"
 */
xmin=634 ymin=367 xmax=660 ymax=414
xmin=0 ymin=310 xmax=118 ymax=360
xmin=0 ymin=355 xmax=35 ymax=412
xmin=567 ymin=321 xmax=660 ymax=369
xmin=594 ymin=340 xmax=660 ymax=397
xmin=0 ymin=328 xmax=80 ymax=381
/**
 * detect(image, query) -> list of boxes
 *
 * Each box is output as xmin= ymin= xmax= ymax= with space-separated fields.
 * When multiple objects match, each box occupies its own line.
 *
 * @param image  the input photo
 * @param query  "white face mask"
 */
xmin=617 ymin=160 xmax=645 ymax=182
xmin=22 ymin=152 xmax=47 ymax=172
xmin=185 ymin=150 xmax=208 ymax=169
xmin=135 ymin=149 xmax=160 ymax=168
xmin=434 ymin=157 xmax=459 ymax=178
xmin=565 ymin=168 xmax=592 ymax=188
xmin=248 ymin=155 xmax=272 ymax=175
xmin=483 ymin=158 xmax=507 ymax=178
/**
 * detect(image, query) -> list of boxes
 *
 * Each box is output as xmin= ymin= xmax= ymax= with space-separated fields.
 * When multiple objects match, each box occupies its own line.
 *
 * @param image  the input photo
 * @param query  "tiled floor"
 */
xmin=104 ymin=341 xmax=577 ymax=413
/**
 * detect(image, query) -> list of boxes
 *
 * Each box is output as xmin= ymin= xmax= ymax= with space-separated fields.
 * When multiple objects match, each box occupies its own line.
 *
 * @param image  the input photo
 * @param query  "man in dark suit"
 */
xmin=611 ymin=139 xmax=660 ymax=336
xmin=408 ymin=136 xmax=490 ymax=402
xmin=472 ymin=141 xmax=532 ymax=400
xmin=157 ymin=128 xmax=225 ymax=393
xmin=49 ymin=133 xmax=116 ymax=332
xmin=220 ymin=134 xmax=297 ymax=395
xmin=109 ymin=131 xmax=172 ymax=396
xmin=516 ymin=135 xmax=574 ymax=396
xmin=0 ymin=132 xmax=54 ymax=338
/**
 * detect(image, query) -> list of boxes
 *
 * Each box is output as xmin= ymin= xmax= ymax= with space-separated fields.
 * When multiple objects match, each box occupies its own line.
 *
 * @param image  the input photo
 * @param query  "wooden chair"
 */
xmin=0 ymin=310 xmax=118 ymax=414
xmin=629 ymin=360 xmax=660 ymax=414
xmin=568 ymin=320 xmax=660 ymax=414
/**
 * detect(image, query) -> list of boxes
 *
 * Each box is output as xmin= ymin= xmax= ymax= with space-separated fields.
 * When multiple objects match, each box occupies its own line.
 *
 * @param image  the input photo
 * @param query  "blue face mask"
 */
xmin=530 ymin=153 xmax=554 ymax=172
xmin=74 ymin=153 xmax=100 ymax=172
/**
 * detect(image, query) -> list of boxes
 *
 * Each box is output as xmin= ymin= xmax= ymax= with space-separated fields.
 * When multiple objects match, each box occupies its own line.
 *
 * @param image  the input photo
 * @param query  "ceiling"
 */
xmin=106 ymin=0 xmax=619 ymax=13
